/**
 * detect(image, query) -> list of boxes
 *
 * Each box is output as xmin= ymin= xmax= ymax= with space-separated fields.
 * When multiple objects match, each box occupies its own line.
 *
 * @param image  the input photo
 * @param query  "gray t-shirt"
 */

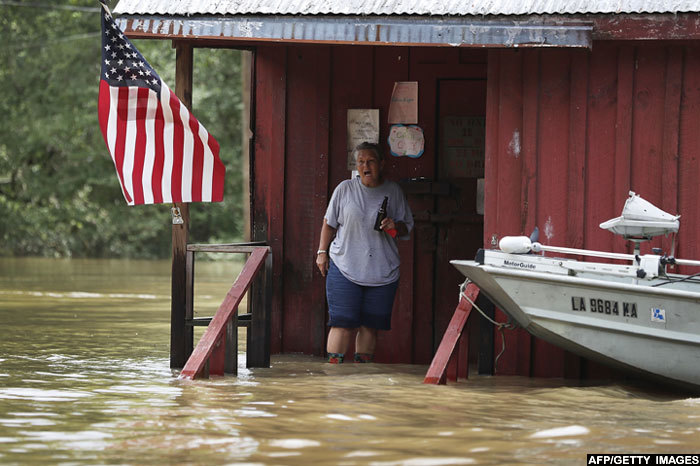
xmin=324 ymin=177 xmax=414 ymax=286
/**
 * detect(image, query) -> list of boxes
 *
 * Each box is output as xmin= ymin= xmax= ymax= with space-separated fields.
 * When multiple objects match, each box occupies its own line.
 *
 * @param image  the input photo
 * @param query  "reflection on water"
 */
xmin=1 ymin=257 xmax=699 ymax=464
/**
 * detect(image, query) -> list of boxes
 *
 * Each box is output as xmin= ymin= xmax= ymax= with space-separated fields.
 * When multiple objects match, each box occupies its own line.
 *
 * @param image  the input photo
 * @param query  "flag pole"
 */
xmin=170 ymin=41 xmax=193 ymax=369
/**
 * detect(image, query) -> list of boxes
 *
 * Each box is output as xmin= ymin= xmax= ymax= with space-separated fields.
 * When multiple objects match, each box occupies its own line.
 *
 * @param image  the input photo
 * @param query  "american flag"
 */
xmin=97 ymin=4 xmax=225 ymax=205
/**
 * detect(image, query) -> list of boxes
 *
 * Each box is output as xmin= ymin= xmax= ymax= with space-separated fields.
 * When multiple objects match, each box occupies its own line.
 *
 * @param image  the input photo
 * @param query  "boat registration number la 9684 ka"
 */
xmin=571 ymin=296 xmax=638 ymax=318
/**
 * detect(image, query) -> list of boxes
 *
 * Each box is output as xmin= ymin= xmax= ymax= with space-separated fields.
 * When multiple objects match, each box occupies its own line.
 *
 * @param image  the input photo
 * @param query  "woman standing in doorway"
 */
xmin=316 ymin=142 xmax=414 ymax=363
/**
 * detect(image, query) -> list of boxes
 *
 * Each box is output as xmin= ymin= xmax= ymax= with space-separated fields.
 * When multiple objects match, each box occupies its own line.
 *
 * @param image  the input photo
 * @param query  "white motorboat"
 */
xmin=451 ymin=192 xmax=700 ymax=391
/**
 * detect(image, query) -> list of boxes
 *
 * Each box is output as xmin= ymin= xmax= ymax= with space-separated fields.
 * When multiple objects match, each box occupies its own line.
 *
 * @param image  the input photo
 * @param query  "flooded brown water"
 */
xmin=1 ymin=257 xmax=699 ymax=465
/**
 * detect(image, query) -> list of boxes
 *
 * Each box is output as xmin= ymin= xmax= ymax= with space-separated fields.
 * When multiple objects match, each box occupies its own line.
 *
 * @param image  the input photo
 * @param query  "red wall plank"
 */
xmin=487 ymin=50 xmax=533 ymax=377
xmin=630 ymin=46 xmax=667 ymax=254
xmin=282 ymin=45 xmax=331 ymax=354
xmin=677 ymin=46 xmax=700 ymax=269
xmin=537 ymin=49 xmax=571 ymax=248
xmin=508 ymin=49 xmax=541 ymax=377
xmin=495 ymin=50 xmax=524 ymax=238
xmin=613 ymin=45 xmax=635 ymax=254
xmin=484 ymin=50 xmax=500 ymax=251
xmin=661 ymin=47 xmax=683 ymax=256
xmin=581 ymin=45 xmax=622 ymax=381
xmin=531 ymin=49 xmax=572 ymax=378
xmin=253 ymin=46 xmax=287 ymax=354
xmin=567 ymin=50 xmax=589 ymax=251
xmin=584 ymin=44 xmax=618 ymax=253
xmin=485 ymin=51 xmax=521 ymax=376
xmin=520 ymin=49 xmax=539 ymax=238
xmin=502 ymin=49 xmax=532 ymax=377
xmin=563 ymin=49 xmax=590 ymax=379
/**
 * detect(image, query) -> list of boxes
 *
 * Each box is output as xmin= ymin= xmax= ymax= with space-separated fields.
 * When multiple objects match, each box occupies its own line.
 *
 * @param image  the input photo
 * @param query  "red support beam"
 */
xmin=209 ymin=334 xmax=226 ymax=376
xmin=424 ymin=283 xmax=479 ymax=385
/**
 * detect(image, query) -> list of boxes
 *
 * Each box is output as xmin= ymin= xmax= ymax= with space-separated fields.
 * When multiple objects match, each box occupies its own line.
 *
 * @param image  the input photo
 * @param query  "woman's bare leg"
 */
xmin=355 ymin=326 xmax=377 ymax=355
xmin=327 ymin=327 xmax=355 ymax=356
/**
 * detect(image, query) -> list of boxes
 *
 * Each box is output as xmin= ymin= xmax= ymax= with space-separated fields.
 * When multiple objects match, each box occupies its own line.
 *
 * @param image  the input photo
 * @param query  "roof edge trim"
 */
xmin=115 ymin=15 xmax=593 ymax=48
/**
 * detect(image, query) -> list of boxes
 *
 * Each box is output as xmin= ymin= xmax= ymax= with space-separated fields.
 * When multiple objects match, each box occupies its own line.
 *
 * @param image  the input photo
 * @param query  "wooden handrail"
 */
xmin=179 ymin=247 xmax=269 ymax=379
xmin=186 ymin=242 xmax=269 ymax=253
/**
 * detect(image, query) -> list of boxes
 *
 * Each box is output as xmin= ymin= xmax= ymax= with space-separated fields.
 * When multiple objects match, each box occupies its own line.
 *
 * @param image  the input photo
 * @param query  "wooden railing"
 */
xmin=179 ymin=244 xmax=272 ymax=379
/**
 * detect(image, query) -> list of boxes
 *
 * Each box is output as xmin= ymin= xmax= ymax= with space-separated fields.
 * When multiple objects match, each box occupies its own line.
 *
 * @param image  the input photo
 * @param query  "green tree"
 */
xmin=0 ymin=0 xmax=243 ymax=258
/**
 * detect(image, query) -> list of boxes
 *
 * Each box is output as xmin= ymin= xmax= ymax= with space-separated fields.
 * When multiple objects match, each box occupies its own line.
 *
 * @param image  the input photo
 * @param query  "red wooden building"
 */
xmin=114 ymin=0 xmax=700 ymax=380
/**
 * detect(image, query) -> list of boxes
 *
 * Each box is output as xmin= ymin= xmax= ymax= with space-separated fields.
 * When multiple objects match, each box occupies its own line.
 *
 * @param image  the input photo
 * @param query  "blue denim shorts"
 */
xmin=326 ymin=260 xmax=399 ymax=330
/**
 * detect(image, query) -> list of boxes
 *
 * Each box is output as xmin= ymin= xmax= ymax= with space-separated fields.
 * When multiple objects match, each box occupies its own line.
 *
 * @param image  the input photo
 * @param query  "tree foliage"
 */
xmin=0 ymin=0 xmax=244 ymax=258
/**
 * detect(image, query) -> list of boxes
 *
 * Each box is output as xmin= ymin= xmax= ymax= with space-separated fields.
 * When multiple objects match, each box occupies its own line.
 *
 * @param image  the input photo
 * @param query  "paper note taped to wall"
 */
xmin=388 ymin=124 xmax=424 ymax=158
xmin=388 ymin=81 xmax=418 ymax=124
xmin=347 ymin=109 xmax=380 ymax=170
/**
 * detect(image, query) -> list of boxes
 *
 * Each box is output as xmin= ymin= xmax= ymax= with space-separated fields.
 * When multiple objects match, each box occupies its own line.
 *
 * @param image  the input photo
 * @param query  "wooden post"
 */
xmin=170 ymin=41 xmax=193 ymax=369
xmin=185 ymin=250 xmax=195 ymax=358
xmin=477 ymin=294 xmax=495 ymax=375
xmin=247 ymin=251 xmax=272 ymax=368
xmin=225 ymin=317 xmax=238 ymax=375
xmin=241 ymin=51 xmax=252 ymax=242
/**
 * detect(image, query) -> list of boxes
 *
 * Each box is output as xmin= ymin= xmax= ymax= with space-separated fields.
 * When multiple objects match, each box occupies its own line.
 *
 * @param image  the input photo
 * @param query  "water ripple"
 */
xmin=0 ymin=388 xmax=93 ymax=402
xmin=268 ymin=439 xmax=321 ymax=448
xmin=529 ymin=425 xmax=590 ymax=438
xmin=0 ymin=290 xmax=160 ymax=300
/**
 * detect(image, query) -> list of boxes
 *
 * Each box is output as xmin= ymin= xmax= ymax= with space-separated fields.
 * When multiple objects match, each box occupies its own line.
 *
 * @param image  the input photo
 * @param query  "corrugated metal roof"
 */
xmin=113 ymin=0 xmax=700 ymax=16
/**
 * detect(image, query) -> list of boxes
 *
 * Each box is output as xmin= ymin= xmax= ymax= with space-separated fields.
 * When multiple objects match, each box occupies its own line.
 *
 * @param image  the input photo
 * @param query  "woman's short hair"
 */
xmin=353 ymin=142 xmax=384 ymax=163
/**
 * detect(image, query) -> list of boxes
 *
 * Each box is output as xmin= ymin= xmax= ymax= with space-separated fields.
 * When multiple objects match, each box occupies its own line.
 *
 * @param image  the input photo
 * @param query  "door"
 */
xmin=432 ymin=79 xmax=487 ymax=356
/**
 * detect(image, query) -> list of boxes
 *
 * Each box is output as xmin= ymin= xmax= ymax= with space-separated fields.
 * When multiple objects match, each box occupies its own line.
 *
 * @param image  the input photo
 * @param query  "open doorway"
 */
xmin=431 ymin=78 xmax=487 ymax=353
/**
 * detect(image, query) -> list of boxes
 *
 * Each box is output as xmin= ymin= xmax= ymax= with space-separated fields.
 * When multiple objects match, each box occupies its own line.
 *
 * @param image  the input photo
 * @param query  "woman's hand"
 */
xmin=380 ymin=217 xmax=395 ymax=231
xmin=317 ymin=220 xmax=336 ymax=277
xmin=380 ymin=218 xmax=398 ymax=238
xmin=316 ymin=252 xmax=330 ymax=276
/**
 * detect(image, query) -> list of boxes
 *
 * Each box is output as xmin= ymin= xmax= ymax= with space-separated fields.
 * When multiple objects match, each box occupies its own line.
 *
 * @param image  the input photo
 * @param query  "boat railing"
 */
xmin=498 ymin=236 xmax=700 ymax=280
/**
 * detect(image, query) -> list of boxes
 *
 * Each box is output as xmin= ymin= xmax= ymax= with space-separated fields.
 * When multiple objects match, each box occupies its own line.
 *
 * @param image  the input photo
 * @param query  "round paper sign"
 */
xmin=388 ymin=125 xmax=424 ymax=158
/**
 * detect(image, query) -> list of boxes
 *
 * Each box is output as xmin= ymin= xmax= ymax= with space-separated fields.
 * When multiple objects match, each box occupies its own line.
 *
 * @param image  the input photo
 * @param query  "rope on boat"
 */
xmin=651 ymin=271 xmax=700 ymax=287
xmin=459 ymin=279 xmax=515 ymax=373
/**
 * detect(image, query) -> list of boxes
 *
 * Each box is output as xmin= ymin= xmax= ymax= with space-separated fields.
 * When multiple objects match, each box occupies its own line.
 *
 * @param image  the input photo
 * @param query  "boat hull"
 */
xmin=451 ymin=259 xmax=700 ymax=391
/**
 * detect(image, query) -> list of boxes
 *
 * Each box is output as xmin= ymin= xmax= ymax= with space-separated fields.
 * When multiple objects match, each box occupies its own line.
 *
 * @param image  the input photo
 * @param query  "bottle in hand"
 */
xmin=374 ymin=197 xmax=388 ymax=231
xmin=374 ymin=197 xmax=397 ymax=237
